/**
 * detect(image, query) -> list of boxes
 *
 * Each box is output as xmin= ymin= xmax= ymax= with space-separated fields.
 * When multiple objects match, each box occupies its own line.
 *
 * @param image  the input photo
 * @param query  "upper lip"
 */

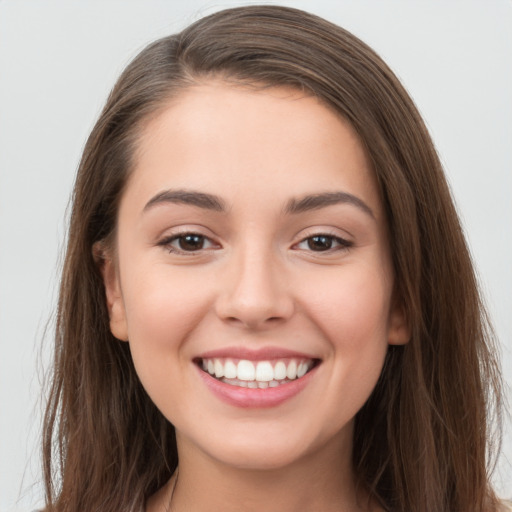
xmin=196 ymin=346 xmax=320 ymax=361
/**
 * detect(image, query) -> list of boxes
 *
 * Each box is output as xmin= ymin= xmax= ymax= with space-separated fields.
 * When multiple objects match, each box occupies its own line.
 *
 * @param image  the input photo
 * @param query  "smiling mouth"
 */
xmin=196 ymin=357 xmax=320 ymax=388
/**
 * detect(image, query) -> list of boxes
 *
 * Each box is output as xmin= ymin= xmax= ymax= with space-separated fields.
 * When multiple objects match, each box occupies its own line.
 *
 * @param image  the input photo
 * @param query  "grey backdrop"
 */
xmin=1 ymin=1 xmax=511 ymax=510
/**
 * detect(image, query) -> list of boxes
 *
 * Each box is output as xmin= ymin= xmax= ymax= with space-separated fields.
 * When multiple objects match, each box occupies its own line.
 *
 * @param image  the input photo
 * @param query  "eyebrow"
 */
xmin=284 ymin=191 xmax=374 ymax=218
xmin=143 ymin=188 xmax=374 ymax=218
xmin=143 ymin=189 xmax=226 ymax=213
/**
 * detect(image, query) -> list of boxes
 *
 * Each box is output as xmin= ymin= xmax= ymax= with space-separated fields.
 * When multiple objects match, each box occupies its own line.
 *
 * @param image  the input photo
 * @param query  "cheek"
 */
xmin=307 ymin=264 xmax=392 ymax=348
xmin=307 ymin=268 xmax=391 ymax=428
xmin=305 ymin=264 xmax=391 ymax=395
xmin=120 ymin=265 xmax=213 ymax=380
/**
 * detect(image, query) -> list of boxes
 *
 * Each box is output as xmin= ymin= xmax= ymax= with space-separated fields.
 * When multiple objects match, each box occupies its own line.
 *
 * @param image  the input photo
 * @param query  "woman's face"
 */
xmin=102 ymin=82 xmax=409 ymax=470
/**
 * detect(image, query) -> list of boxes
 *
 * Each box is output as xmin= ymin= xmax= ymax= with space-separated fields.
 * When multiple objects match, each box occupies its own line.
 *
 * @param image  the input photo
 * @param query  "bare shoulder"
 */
xmin=498 ymin=500 xmax=512 ymax=511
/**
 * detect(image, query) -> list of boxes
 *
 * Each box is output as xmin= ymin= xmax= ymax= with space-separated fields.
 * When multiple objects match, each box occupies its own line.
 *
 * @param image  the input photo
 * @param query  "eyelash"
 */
xmin=157 ymin=232 xmax=218 ymax=255
xmin=294 ymin=233 xmax=353 ymax=253
xmin=157 ymin=231 xmax=352 ymax=255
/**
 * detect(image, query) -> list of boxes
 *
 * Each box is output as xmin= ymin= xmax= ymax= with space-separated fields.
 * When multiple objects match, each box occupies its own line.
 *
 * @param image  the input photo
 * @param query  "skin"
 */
xmin=99 ymin=82 xmax=410 ymax=512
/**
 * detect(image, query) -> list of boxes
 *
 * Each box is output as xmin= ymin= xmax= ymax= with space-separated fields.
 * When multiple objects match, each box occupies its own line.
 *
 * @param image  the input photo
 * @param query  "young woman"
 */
xmin=42 ymin=5 xmax=507 ymax=512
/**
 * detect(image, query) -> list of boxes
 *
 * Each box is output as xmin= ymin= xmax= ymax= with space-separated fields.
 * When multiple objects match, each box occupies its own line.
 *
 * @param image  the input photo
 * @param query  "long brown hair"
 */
xmin=43 ymin=5 xmax=503 ymax=511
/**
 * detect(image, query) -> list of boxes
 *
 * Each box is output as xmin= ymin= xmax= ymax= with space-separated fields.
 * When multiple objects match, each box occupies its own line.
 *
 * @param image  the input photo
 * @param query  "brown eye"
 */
xmin=294 ymin=234 xmax=352 ymax=253
xmin=307 ymin=235 xmax=334 ymax=251
xmin=159 ymin=233 xmax=218 ymax=254
xmin=178 ymin=234 xmax=205 ymax=251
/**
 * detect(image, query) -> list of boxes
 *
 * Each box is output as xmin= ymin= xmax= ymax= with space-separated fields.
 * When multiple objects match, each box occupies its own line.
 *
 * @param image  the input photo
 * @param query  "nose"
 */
xmin=214 ymin=246 xmax=295 ymax=330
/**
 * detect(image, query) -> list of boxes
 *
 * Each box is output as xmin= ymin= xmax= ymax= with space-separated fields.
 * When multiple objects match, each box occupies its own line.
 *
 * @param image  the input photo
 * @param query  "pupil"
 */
xmin=179 ymin=234 xmax=204 ymax=251
xmin=308 ymin=236 xmax=332 ymax=251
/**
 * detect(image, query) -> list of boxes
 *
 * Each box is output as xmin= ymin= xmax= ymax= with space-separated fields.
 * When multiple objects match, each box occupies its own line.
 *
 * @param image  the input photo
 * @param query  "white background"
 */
xmin=0 ymin=1 xmax=511 ymax=510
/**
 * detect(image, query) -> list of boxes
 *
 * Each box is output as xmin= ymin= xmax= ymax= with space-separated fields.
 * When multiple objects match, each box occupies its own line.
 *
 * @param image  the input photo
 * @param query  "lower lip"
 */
xmin=196 ymin=364 xmax=318 ymax=408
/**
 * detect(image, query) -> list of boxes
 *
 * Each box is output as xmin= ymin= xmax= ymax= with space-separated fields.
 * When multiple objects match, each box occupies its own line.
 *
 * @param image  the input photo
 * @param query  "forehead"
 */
xmin=125 ymin=82 xmax=382 ymax=219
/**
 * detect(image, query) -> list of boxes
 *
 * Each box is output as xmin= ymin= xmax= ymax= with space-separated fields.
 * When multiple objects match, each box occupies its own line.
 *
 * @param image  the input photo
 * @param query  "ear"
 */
xmin=387 ymin=298 xmax=411 ymax=346
xmin=93 ymin=242 xmax=129 ymax=342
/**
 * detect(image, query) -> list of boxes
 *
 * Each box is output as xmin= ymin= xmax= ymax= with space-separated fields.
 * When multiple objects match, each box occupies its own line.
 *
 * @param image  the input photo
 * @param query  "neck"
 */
xmin=147 ymin=428 xmax=379 ymax=512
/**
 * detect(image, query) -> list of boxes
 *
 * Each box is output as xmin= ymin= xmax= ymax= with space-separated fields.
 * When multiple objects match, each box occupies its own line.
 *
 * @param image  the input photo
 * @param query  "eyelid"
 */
xmin=156 ymin=227 xmax=222 ymax=255
xmin=291 ymin=229 xmax=353 ymax=253
xmin=155 ymin=226 xmax=353 ymax=256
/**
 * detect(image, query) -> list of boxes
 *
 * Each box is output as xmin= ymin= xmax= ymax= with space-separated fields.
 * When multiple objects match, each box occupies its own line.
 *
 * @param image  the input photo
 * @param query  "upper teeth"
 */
xmin=201 ymin=358 xmax=313 ymax=382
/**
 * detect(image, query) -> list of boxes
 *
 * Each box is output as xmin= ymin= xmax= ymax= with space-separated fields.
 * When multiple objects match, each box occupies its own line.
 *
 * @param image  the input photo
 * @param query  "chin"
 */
xmin=178 ymin=418 xmax=349 ymax=473
xmin=209 ymin=443 xmax=312 ymax=472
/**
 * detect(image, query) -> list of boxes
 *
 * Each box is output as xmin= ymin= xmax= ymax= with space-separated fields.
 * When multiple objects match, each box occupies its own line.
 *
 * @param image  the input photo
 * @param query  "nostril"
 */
xmin=223 ymin=314 xmax=287 ymax=329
